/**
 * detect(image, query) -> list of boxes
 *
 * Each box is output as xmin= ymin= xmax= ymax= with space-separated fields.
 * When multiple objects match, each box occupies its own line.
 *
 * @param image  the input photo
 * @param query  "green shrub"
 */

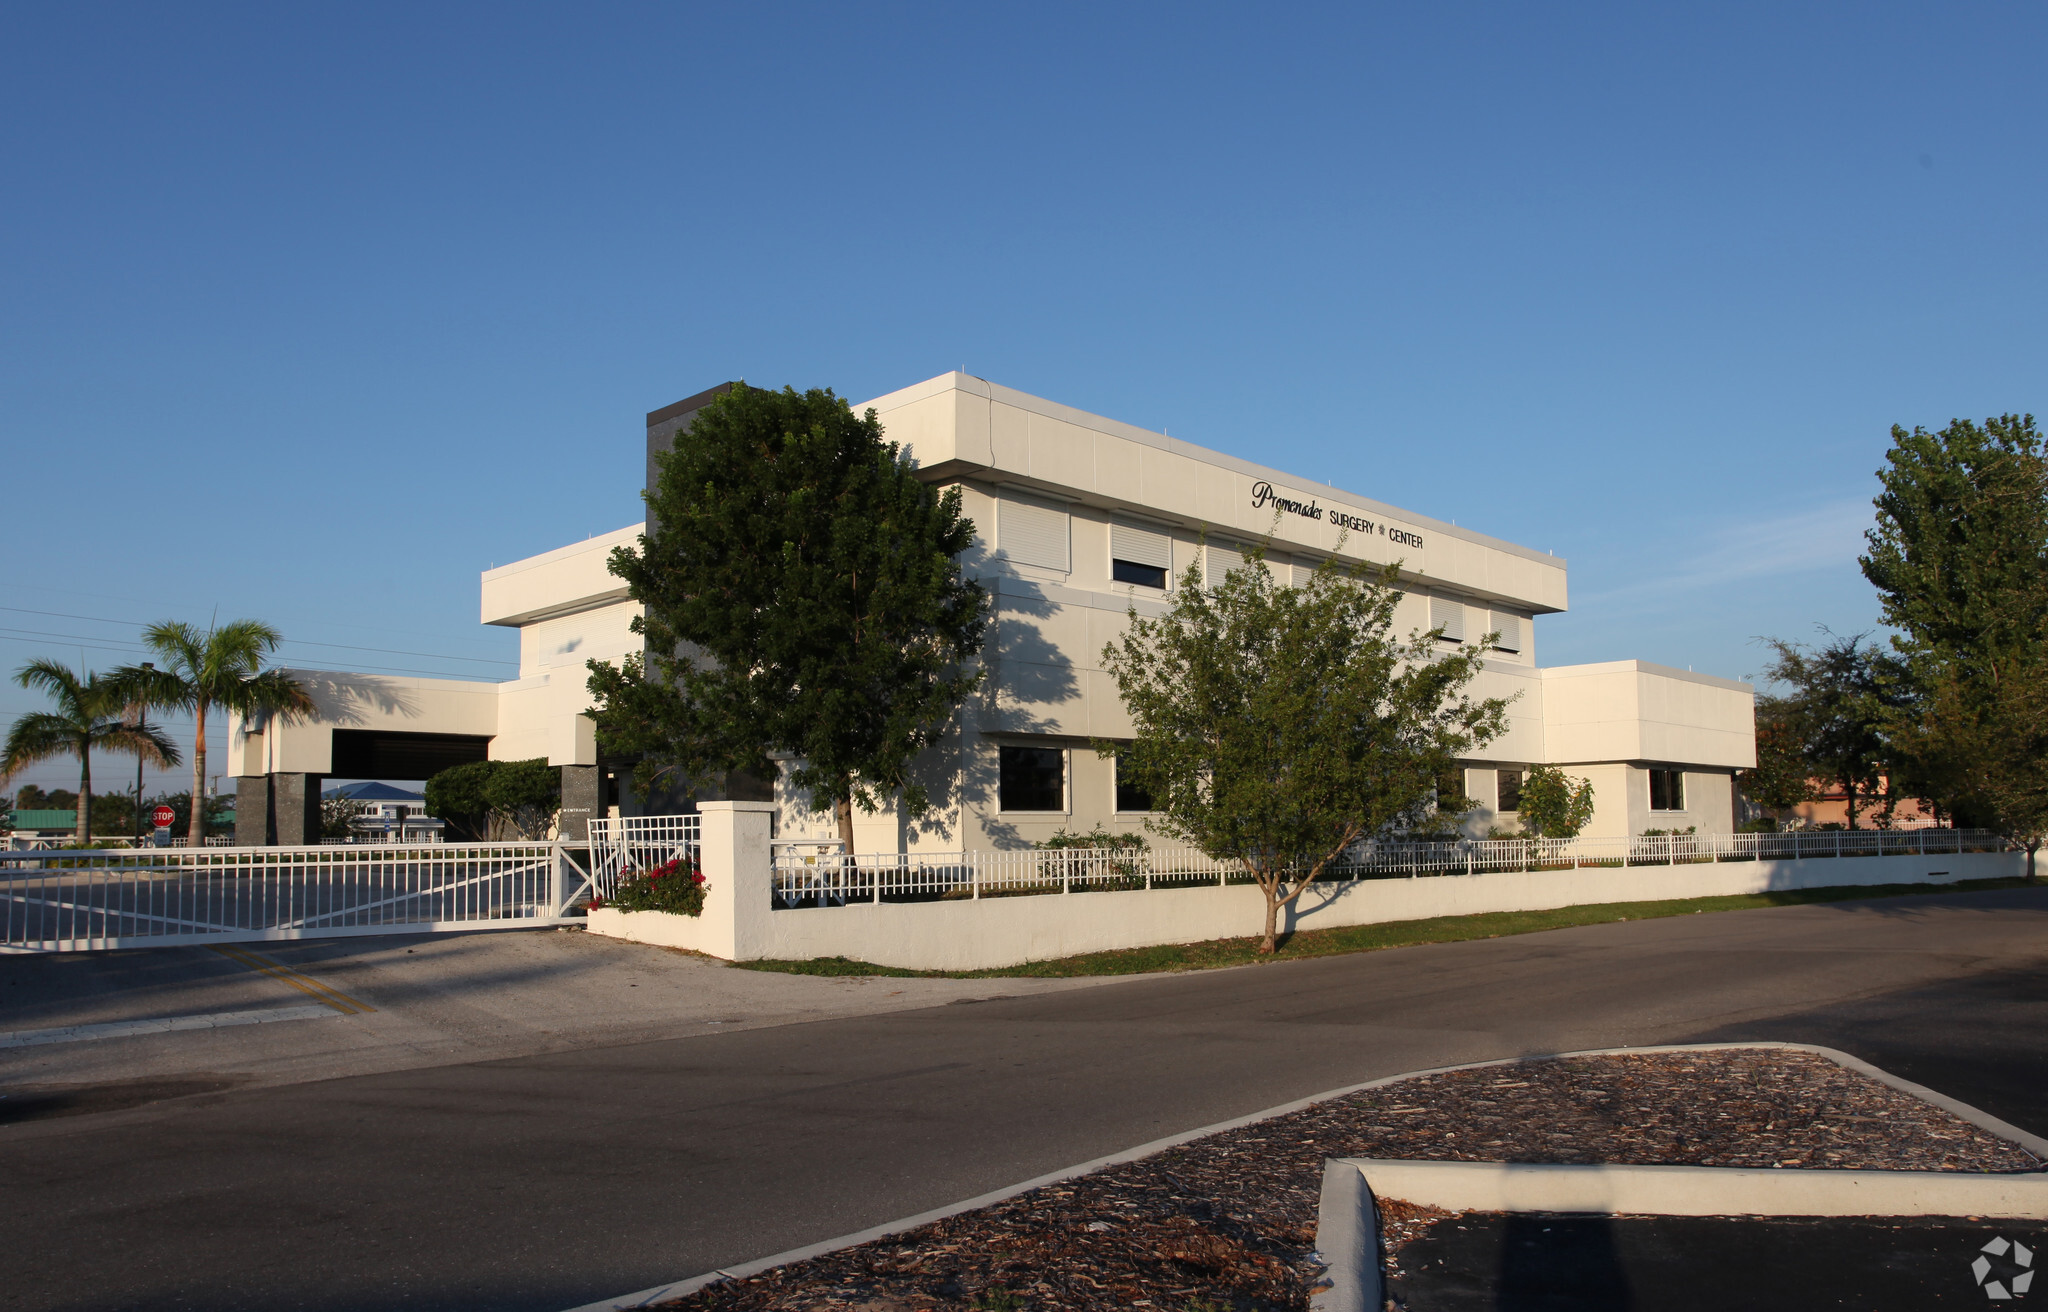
xmin=1517 ymin=764 xmax=1596 ymax=838
xmin=598 ymin=855 xmax=708 ymax=916
xmin=1036 ymin=825 xmax=1149 ymax=888
xmin=1035 ymin=824 xmax=1148 ymax=853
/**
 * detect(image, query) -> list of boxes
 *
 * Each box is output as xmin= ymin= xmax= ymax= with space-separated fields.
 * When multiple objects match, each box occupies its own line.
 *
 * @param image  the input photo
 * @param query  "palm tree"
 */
xmin=3 ymin=661 xmax=181 ymax=843
xmin=120 ymin=620 xmax=317 ymax=847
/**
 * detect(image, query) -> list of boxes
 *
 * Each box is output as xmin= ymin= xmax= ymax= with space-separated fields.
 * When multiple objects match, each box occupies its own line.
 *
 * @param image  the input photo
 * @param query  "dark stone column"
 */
xmin=272 ymin=773 xmax=323 ymax=847
xmin=236 ymin=776 xmax=273 ymax=846
xmin=558 ymin=765 xmax=599 ymax=841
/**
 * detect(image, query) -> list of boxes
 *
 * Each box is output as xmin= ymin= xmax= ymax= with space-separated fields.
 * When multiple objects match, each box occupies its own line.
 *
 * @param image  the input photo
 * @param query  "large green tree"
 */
xmin=1100 ymin=549 xmax=1511 ymax=953
xmin=118 ymin=620 xmax=316 ymax=847
xmin=1754 ymin=632 xmax=1900 ymax=828
xmin=3 ymin=661 xmax=180 ymax=842
xmin=1861 ymin=415 xmax=2048 ymax=873
xmin=587 ymin=385 xmax=991 ymax=850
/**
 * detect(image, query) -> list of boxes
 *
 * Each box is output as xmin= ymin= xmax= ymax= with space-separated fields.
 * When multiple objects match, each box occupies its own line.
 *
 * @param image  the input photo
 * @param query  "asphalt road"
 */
xmin=5 ymin=886 xmax=2047 ymax=1312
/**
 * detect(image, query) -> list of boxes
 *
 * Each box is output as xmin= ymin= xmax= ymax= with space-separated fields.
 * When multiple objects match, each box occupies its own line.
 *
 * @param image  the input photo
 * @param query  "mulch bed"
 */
xmin=658 ymin=1048 xmax=2042 ymax=1312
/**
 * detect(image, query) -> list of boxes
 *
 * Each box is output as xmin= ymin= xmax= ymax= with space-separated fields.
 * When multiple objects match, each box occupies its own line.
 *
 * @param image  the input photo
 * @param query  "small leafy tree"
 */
xmin=482 ymin=757 xmax=561 ymax=839
xmin=1740 ymin=698 xmax=1817 ymax=820
xmin=423 ymin=761 xmax=494 ymax=840
xmin=1516 ymin=765 xmax=1595 ymax=838
xmin=3 ymin=661 xmax=181 ymax=843
xmin=587 ymin=385 xmax=990 ymax=851
xmin=118 ymin=620 xmax=316 ymax=847
xmin=1861 ymin=414 xmax=2048 ymax=872
xmin=1100 ymin=548 xmax=1511 ymax=953
xmin=422 ymin=758 xmax=560 ymax=840
xmin=321 ymin=794 xmax=365 ymax=840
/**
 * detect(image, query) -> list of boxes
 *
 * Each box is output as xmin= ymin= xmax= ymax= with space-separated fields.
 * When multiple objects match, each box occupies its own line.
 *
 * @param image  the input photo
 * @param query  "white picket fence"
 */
xmin=767 ymin=828 xmax=2013 ymax=906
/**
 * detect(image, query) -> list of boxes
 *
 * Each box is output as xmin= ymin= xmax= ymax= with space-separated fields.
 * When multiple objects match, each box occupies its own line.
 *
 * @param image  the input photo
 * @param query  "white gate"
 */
xmin=0 ymin=840 xmax=594 ymax=952
xmin=585 ymin=816 xmax=700 ymax=900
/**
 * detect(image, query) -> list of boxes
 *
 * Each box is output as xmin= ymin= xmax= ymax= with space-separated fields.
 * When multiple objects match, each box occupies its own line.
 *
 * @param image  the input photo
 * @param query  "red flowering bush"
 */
xmin=603 ymin=853 xmax=709 ymax=916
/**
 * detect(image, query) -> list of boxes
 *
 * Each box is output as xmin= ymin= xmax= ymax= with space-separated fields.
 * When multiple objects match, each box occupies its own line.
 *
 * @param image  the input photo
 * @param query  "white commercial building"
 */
xmin=230 ymin=373 xmax=1754 ymax=847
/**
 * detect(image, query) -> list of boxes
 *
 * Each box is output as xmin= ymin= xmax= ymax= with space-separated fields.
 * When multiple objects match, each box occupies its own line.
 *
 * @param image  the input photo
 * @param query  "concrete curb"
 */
xmin=1331 ymin=1157 xmax=2048 ymax=1219
xmin=564 ymin=1041 xmax=2046 ymax=1312
xmin=1311 ymin=1159 xmax=1380 ymax=1312
xmin=0 ymin=1004 xmax=340 ymax=1049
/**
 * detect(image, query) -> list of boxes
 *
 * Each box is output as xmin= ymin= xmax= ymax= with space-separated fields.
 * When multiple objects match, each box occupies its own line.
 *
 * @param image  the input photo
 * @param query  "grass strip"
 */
xmin=730 ymin=876 xmax=2035 ymax=979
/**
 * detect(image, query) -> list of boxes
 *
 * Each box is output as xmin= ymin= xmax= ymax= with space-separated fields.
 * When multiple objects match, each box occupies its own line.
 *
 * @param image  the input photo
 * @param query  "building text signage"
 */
xmin=1250 ymin=480 xmax=1424 ymax=550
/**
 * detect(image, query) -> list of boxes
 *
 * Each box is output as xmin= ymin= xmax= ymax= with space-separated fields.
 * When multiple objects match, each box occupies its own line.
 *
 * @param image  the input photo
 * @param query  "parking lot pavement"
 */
xmin=0 ymin=927 xmax=1115 ymax=1099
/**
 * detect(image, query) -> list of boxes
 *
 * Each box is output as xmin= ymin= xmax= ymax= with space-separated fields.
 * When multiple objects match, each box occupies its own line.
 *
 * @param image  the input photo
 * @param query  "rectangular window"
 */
xmin=1489 ymin=610 xmax=1522 ymax=653
xmin=1110 ymin=522 xmax=1172 ymax=590
xmin=1496 ymin=768 xmax=1523 ymax=813
xmin=998 ymin=745 xmax=1065 ymax=812
xmin=1114 ymin=755 xmax=1154 ymax=813
xmin=1111 ymin=559 xmax=1168 ymax=588
xmin=1205 ymin=542 xmax=1246 ymax=587
xmin=1430 ymin=596 xmax=1465 ymax=643
xmin=1650 ymin=768 xmax=1686 ymax=811
xmin=998 ymin=497 xmax=1070 ymax=572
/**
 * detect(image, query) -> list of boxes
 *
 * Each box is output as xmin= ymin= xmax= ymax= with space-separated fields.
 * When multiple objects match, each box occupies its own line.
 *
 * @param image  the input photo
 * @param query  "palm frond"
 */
xmin=14 ymin=659 xmax=85 ymax=710
xmin=238 ymin=667 xmax=319 ymax=722
xmin=2 ymin=712 xmax=82 ymax=779
xmin=106 ymin=663 xmax=196 ymax=715
xmin=99 ymin=721 xmax=183 ymax=769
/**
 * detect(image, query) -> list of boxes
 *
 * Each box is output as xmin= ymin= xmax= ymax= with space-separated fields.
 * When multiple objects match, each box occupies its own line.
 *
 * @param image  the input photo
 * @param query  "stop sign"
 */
xmin=152 ymin=805 xmax=176 ymax=828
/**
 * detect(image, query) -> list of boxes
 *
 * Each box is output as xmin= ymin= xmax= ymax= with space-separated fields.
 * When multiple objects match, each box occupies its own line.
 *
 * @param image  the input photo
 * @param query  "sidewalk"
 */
xmin=0 ymin=927 xmax=1124 ymax=1105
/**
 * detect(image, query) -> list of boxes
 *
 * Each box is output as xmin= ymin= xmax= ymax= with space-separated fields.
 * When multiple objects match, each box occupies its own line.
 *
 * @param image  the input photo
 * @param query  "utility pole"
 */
xmin=131 ymin=662 xmax=154 ymax=847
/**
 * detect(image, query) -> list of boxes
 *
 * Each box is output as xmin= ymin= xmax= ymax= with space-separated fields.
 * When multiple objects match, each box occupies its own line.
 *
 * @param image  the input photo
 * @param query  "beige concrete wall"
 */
xmin=226 ymin=670 xmax=501 ymax=776
xmin=480 ymin=524 xmax=641 ymax=627
xmin=1541 ymin=661 xmax=1754 ymax=770
xmin=492 ymin=598 xmax=641 ymax=766
xmin=864 ymin=373 xmax=1568 ymax=615
xmin=1619 ymin=766 xmax=1737 ymax=837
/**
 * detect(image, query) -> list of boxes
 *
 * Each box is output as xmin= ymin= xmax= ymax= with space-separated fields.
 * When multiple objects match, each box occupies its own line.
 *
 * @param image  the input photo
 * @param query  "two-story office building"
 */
xmin=230 ymin=373 xmax=1754 ymax=848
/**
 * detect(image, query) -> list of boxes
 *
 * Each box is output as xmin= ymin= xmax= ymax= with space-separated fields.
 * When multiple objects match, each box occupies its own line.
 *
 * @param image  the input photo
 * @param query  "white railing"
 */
xmin=0 ymin=840 xmax=588 ymax=951
xmin=586 ymin=815 xmax=701 ymax=900
xmin=770 ymin=828 xmax=2012 ymax=907
xmin=4 ymin=835 xmax=238 ymax=851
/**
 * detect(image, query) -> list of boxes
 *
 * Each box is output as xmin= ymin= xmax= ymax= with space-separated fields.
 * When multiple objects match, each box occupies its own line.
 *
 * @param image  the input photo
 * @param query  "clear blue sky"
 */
xmin=5 ymin=2 xmax=2044 ymax=795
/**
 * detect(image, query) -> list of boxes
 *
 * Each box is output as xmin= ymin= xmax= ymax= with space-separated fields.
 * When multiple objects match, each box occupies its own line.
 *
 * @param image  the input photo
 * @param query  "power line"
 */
xmin=0 ymin=605 xmax=515 ymax=667
xmin=0 ymin=630 xmax=505 ymax=682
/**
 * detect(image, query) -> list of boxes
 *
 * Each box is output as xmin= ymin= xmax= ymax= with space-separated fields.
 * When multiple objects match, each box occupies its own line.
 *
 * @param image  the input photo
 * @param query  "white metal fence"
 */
xmin=769 ymin=828 xmax=2013 ymax=906
xmin=586 ymin=816 xmax=701 ymax=901
xmin=0 ymin=840 xmax=593 ymax=952
xmin=3 ymin=835 xmax=238 ymax=851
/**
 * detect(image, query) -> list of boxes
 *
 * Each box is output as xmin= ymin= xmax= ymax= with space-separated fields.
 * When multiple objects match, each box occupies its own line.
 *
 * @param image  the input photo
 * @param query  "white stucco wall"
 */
xmin=587 ymin=835 xmax=2019 ymax=971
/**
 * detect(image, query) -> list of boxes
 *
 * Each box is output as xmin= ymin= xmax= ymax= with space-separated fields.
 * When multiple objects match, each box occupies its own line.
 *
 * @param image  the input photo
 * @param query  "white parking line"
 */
xmin=0 ymin=1005 xmax=341 ymax=1049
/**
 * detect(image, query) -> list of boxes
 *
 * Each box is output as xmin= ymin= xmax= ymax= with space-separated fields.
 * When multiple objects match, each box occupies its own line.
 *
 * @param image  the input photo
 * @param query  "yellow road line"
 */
xmin=209 ymin=944 xmax=376 ymax=1016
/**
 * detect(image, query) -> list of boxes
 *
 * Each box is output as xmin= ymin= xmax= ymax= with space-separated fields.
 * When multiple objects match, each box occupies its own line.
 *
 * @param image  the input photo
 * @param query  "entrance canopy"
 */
xmin=329 ymin=729 xmax=492 ymax=780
